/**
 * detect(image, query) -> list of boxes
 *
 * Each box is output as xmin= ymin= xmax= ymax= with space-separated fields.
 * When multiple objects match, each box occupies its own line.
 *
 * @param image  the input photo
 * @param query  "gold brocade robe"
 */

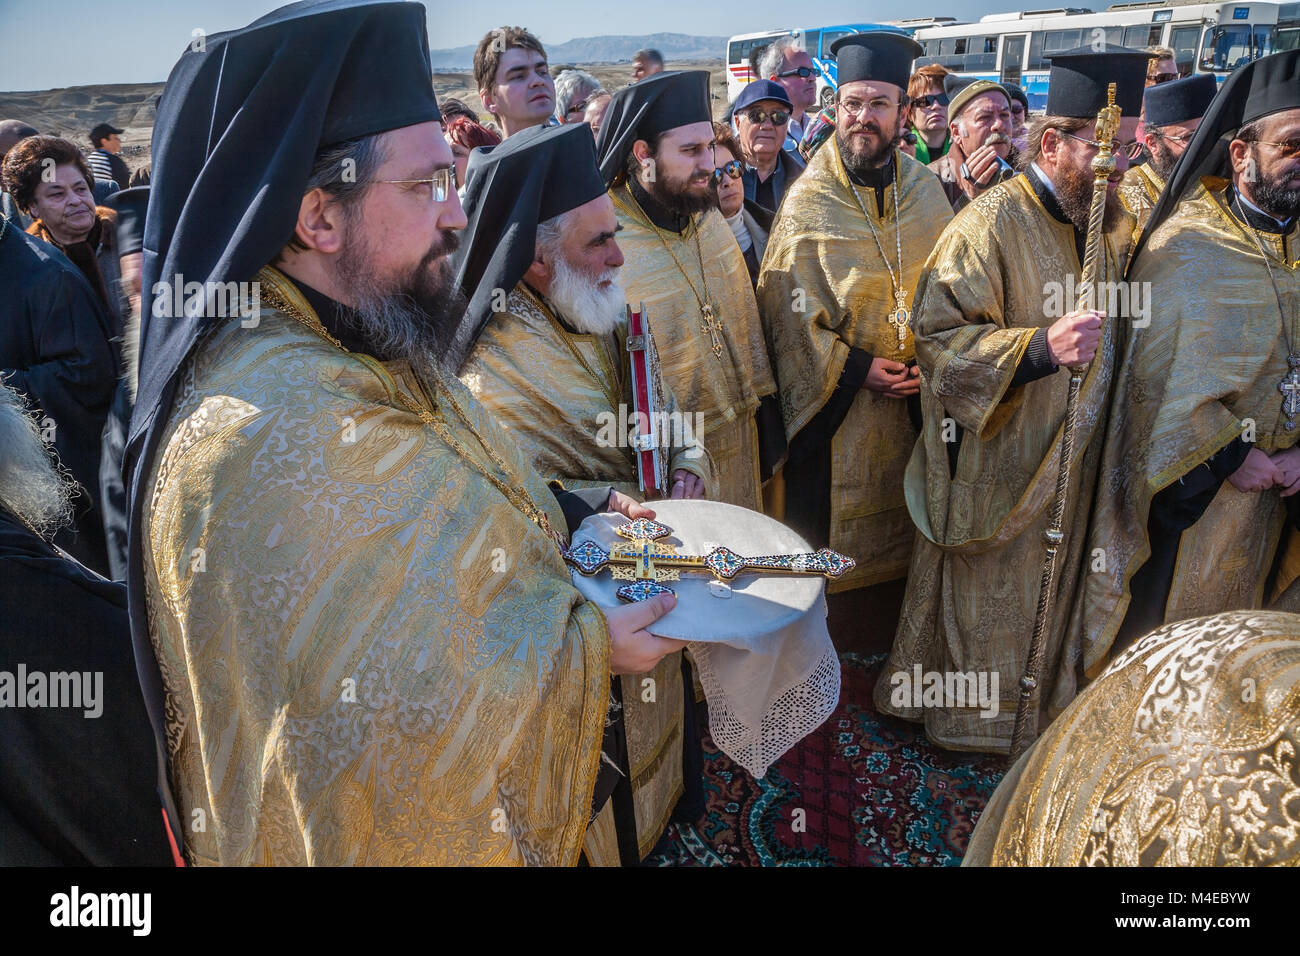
xmin=874 ymin=174 xmax=1132 ymax=752
xmin=142 ymin=268 xmax=609 ymax=865
xmin=1081 ymin=180 xmax=1300 ymax=664
xmin=965 ymin=610 xmax=1300 ymax=866
xmin=459 ymin=283 xmax=716 ymax=863
xmin=610 ymin=187 xmax=777 ymax=511
xmin=756 ymin=145 xmax=952 ymax=590
xmin=1117 ymin=162 xmax=1165 ymax=237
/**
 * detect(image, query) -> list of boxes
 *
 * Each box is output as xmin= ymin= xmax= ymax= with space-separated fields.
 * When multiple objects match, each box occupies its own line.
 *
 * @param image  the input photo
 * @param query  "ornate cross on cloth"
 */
xmin=563 ymin=517 xmax=855 ymax=602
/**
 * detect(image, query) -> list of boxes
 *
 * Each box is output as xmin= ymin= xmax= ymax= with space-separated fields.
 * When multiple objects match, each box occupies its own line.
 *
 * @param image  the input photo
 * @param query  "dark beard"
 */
xmin=336 ymin=224 xmax=467 ymax=382
xmin=645 ymin=163 xmax=718 ymax=217
xmin=835 ymin=116 xmax=897 ymax=179
xmin=1054 ymin=155 xmax=1125 ymax=233
xmin=1147 ymin=138 xmax=1178 ymax=181
xmin=1252 ymin=168 xmax=1300 ymax=221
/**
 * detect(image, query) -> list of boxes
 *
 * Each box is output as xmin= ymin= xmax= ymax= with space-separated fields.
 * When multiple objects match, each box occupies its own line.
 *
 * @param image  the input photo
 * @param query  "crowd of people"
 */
xmin=1 ymin=0 xmax=1298 ymax=867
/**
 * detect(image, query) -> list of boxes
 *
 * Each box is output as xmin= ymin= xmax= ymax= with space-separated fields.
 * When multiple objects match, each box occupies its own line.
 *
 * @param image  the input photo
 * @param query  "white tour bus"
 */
xmin=913 ymin=2 xmax=1283 ymax=111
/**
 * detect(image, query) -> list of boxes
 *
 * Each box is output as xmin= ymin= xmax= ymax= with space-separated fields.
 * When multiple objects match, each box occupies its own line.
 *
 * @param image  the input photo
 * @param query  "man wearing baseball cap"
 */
xmin=734 ymin=78 xmax=804 ymax=213
xmin=88 ymin=122 xmax=131 ymax=191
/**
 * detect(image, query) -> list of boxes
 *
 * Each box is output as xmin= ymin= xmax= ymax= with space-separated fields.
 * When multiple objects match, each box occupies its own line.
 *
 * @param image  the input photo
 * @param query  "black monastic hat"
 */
xmin=1144 ymin=73 xmax=1218 ymax=128
xmin=829 ymin=31 xmax=922 ymax=90
xmin=1045 ymin=46 xmax=1150 ymax=118
xmin=594 ymin=70 xmax=711 ymax=187
xmin=450 ymin=123 xmax=609 ymax=370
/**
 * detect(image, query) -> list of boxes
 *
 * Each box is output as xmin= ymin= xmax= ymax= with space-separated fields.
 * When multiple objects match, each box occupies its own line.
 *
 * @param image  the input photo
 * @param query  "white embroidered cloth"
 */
xmin=568 ymin=499 xmax=841 ymax=778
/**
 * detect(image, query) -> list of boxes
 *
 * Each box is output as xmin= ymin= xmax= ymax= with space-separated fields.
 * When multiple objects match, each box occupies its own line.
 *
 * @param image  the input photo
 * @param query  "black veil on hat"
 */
xmin=449 ymin=123 xmax=609 ymax=370
xmin=594 ymin=70 xmax=711 ymax=187
xmin=123 ymin=0 xmax=442 ymax=856
xmin=1131 ymin=49 xmax=1300 ymax=267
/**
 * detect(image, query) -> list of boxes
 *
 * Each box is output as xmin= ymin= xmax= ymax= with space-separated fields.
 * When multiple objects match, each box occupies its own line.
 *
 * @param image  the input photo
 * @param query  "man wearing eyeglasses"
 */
xmin=734 ymin=79 xmax=805 ymax=214
xmin=1084 ymin=50 xmax=1300 ymax=662
xmin=757 ymin=32 xmax=952 ymax=644
xmin=129 ymin=0 xmax=688 ymax=866
xmin=875 ymin=47 xmax=1148 ymax=754
xmin=1118 ymin=73 xmax=1217 ymax=232
xmin=759 ymin=40 xmax=819 ymax=154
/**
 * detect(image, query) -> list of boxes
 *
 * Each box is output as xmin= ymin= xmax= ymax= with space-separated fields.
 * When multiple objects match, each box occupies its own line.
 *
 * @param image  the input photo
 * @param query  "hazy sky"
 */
xmin=0 ymin=0 xmax=1006 ymax=91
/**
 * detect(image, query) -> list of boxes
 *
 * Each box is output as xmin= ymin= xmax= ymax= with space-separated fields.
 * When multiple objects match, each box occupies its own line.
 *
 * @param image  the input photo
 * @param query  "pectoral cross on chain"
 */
xmin=888 ymin=290 xmax=911 ymax=352
xmin=564 ymin=517 xmax=855 ymax=602
xmin=1280 ymin=357 xmax=1300 ymax=431
xmin=699 ymin=303 xmax=724 ymax=359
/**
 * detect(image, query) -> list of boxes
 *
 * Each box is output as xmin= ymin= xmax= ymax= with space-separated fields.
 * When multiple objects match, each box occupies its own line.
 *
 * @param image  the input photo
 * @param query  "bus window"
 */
xmin=1200 ymin=23 xmax=1275 ymax=69
xmin=1170 ymin=26 xmax=1199 ymax=72
xmin=804 ymin=30 xmax=821 ymax=58
xmin=1028 ymin=31 xmax=1047 ymax=70
xmin=821 ymin=30 xmax=853 ymax=58
xmin=955 ymin=38 xmax=968 ymax=55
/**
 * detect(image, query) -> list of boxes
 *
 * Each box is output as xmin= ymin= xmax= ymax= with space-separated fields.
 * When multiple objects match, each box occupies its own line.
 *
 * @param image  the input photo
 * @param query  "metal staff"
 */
xmin=1009 ymin=84 xmax=1122 ymax=763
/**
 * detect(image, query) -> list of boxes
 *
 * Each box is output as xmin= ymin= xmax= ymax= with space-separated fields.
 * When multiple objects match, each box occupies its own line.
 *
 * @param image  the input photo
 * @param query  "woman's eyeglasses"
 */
xmin=741 ymin=108 xmax=790 ymax=126
xmin=711 ymin=160 xmax=744 ymax=184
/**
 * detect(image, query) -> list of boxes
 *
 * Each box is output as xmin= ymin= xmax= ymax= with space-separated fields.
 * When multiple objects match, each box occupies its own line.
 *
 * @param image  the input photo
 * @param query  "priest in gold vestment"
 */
xmin=451 ymin=124 xmax=711 ymax=864
xmin=1080 ymin=53 xmax=1300 ymax=661
xmin=873 ymin=48 xmax=1150 ymax=752
xmin=595 ymin=70 xmax=781 ymax=512
xmin=757 ymin=32 xmax=952 ymax=599
xmin=124 ymin=2 xmax=685 ymax=865
xmin=1117 ymin=73 xmax=1216 ymax=234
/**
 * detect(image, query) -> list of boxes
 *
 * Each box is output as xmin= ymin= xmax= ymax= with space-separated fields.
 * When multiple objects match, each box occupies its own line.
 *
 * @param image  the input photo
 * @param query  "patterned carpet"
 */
xmin=649 ymin=652 xmax=1007 ymax=866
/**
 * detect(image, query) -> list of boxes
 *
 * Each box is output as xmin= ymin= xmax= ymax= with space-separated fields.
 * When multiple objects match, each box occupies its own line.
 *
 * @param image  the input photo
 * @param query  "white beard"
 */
xmin=547 ymin=255 xmax=626 ymax=335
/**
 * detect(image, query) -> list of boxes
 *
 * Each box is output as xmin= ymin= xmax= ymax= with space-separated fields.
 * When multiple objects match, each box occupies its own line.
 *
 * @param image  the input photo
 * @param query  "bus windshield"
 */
xmin=1199 ymin=23 xmax=1276 ymax=70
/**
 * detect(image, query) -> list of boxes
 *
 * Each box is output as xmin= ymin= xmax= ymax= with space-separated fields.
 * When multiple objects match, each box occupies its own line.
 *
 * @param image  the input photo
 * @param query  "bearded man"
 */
xmin=451 ymin=122 xmax=711 ymax=865
xmin=1118 ymin=72 xmax=1217 ymax=232
xmin=756 ymin=32 xmax=952 ymax=632
xmin=594 ymin=70 xmax=782 ymax=511
xmin=875 ymin=47 xmax=1149 ymax=753
xmin=126 ymin=0 xmax=685 ymax=866
xmin=1082 ymin=51 xmax=1300 ymax=658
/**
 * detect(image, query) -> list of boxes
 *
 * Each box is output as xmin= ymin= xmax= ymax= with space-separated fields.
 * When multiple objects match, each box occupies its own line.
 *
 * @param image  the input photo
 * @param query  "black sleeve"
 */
xmin=548 ymin=483 xmax=613 ymax=536
xmin=788 ymin=347 xmax=872 ymax=464
xmin=756 ymin=393 xmax=787 ymax=480
xmin=1008 ymin=327 xmax=1058 ymax=389
xmin=1150 ymin=437 xmax=1251 ymax=534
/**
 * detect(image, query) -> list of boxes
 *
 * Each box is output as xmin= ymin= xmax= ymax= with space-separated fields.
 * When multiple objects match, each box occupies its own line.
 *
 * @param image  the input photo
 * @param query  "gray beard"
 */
xmin=547 ymin=256 xmax=626 ymax=336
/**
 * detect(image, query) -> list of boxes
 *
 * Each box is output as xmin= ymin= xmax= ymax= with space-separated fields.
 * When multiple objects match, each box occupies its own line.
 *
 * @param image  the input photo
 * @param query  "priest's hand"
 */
xmin=605 ymin=593 xmax=689 ymax=675
xmin=865 ymin=357 xmax=920 ymax=397
xmin=1228 ymin=447 xmax=1284 ymax=493
xmin=670 ymin=469 xmax=706 ymax=499
xmin=1046 ymin=309 xmax=1103 ymax=367
xmin=608 ymin=489 xmax=656 ymax=521
xmin=1268 ymin=447 xmax=1300 ymax=496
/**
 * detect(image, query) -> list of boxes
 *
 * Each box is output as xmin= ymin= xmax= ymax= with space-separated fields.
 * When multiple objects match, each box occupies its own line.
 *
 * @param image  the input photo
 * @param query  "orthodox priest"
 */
xmin=451 ymin=122 xmax=712 ymax=865
xmin=874 ymin=48 xmax=1149 ymax=752
xmin=1082 ymin=51 xmax=1300 ymax=657
xmin=595 ymin=70 xmax=783 ymax=512
xmin=125 ymin=0 xmax=684 ymax=866
xmin=756 ymin=32 xmax=952 ymax=618
xmin=1117 ymin=72 xmax=1217 ymax=233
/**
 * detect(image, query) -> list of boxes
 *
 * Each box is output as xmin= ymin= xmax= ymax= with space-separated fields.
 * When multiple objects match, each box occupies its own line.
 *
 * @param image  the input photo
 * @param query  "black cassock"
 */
xmin=0 ymin=508 xmax=173 ymax=865
xmin=0 ymin=224 xmax=117 ymax=576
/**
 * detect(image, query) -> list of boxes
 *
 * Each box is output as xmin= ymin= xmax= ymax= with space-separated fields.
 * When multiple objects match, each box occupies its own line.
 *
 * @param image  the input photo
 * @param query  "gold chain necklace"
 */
xmin=257 ymin=277 xmax=563 ymax=546
xmin=847 ymin=169 xmax=911 ymax=352
xmin=615 ymin=184 xmax=724 ymax=359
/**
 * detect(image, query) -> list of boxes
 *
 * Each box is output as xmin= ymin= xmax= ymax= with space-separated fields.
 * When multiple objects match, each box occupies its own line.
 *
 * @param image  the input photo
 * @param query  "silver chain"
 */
xmin=847 ymin=170 xmax=905 ymax=301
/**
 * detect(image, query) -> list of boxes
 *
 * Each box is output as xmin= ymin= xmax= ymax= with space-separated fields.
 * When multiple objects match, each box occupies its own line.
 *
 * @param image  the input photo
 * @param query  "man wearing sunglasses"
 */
xmin=1087 ymin=50 xmax=1300 ymax=660
xmin=759 ymin=40 xmax=819 ymax=154
xmin=734 ymin=79 xmax=805 ymax=214
xmin=876 ymin=46 xmax=1149 ymax=754
xmin=1118 ymin=73 xmax=1216 ymax=232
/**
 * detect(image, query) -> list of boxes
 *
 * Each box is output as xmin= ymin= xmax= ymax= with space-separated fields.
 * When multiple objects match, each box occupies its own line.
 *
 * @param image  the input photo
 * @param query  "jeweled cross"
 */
xmin=1281 ymin=362 xmax=1300 ymax=431
xmin=563 ymin=517 xmax=856 ymax=602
